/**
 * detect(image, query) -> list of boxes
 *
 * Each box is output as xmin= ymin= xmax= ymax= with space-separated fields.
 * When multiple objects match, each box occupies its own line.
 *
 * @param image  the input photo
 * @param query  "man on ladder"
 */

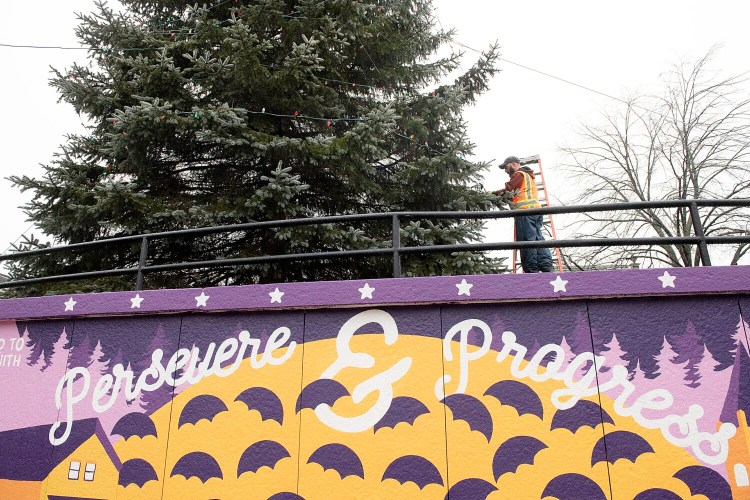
xmin=495 ymin=155 xmax=554 ymax=273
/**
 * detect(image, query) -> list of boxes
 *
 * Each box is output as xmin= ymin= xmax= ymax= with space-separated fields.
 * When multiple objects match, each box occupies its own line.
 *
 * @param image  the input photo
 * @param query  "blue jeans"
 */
xmin=515 ymin=214 xmax=553 ymax=272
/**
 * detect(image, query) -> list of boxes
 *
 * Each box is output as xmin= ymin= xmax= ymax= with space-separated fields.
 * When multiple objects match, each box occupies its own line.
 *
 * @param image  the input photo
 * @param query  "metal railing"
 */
xmin=1 ymin=199 xmax=748 ymax=290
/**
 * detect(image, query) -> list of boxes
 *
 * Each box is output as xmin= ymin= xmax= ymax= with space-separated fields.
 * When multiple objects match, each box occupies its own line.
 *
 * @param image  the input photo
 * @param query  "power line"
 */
xmin=447 ymin=39 xmax=750 ymax=142
xmin=447 ymin=39 xmax=656 ymax=116
xmin=0 ymin=42 xmax=89 ymax=50
xmin=3 ymin=224 xmax=35 ymax=254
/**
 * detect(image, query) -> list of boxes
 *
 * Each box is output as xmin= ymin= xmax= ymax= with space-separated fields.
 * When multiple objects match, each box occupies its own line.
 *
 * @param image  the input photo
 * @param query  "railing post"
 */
xmin=688 ymin=201 xmax=712 ymax=266
xmin=392 ymin=215 xmax=401 ymax=278
xmin=135 ymin=236 xmax=149 ymax=290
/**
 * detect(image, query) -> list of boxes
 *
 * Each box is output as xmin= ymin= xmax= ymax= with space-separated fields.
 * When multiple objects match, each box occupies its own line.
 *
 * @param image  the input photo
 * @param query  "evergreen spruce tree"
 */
xmin=8 ymin=0 xmax=503 ymax=294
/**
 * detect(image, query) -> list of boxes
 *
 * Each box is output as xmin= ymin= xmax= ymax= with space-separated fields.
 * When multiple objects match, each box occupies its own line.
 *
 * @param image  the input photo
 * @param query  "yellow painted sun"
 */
xmin=113 ymin=334 xmax=718 ymax=499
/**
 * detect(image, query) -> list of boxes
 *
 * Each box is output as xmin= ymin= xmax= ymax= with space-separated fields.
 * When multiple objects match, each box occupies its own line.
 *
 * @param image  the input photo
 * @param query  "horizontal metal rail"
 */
xmin=0 ymin=199 xmax=748 ymax=290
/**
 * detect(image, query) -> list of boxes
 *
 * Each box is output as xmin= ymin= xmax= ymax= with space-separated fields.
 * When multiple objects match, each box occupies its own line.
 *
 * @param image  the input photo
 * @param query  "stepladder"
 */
xmin=511 ymin=155 xmax=564 ymax=273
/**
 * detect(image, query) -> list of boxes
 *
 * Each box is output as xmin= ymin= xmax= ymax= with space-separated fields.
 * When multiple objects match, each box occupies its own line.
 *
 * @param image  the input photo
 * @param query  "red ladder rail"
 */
xmin=511 ymin=155 xmax=564 ymax=273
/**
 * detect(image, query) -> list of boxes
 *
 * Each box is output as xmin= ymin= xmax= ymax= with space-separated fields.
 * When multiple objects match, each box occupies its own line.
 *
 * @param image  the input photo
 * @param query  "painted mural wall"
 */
xmin=0 ymin=267 xmax=748 ymax=499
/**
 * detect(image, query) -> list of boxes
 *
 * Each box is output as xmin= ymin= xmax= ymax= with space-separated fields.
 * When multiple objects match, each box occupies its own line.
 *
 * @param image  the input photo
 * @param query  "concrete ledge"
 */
xmin=0 ymin=265 xmax=748 ymax=320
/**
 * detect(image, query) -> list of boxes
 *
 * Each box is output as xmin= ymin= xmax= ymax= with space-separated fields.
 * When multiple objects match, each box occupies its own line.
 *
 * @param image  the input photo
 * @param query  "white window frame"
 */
xmin=84 ymin=462 xmax=96 ymax=482
xmin=68 ymin=461 xmax=80 ymax=480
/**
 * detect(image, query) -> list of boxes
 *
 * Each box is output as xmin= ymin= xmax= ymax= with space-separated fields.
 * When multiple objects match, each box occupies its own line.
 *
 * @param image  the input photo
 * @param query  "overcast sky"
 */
xmin=1 ymin=0 xmax=748 ymax=255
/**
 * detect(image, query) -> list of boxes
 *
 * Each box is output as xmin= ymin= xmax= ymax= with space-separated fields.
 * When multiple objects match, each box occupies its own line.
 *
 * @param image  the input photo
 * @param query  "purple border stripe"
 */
xmin=0 ymin=266 xmax=747 ymax=321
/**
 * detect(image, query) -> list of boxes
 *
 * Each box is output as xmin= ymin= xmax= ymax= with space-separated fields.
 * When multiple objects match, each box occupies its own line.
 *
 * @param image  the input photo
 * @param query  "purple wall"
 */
xmin=0 ymin=266 xmax=748 ymax=499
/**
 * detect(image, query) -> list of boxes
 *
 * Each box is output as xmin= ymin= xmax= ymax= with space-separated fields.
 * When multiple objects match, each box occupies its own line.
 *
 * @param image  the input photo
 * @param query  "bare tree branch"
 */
xmin=560 ymin=49 xmax=750 ymax=269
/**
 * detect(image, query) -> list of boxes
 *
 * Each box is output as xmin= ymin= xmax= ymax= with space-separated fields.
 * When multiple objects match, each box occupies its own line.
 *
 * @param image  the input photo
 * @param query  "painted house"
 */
xmin=0 ymin=418 xmax=121 ymax=500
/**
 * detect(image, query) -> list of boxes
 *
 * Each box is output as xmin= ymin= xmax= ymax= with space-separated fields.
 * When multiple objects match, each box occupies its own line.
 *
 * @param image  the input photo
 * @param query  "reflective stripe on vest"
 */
xmin=511 ymin=171 xmax=541 ymax=209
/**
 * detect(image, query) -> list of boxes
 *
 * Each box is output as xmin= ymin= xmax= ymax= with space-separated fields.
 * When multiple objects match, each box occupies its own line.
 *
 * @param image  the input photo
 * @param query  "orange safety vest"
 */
xmin=511 ymin=171 xmax=541 ymax=209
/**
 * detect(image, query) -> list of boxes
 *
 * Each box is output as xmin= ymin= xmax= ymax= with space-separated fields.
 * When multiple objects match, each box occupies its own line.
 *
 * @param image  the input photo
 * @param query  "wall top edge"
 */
xmin=0 ymin=266 xmax=747 ymax=321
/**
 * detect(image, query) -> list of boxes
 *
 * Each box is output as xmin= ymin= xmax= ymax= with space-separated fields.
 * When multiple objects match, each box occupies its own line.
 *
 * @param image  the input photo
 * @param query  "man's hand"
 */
xmin=499 ymin=189 xmax=518 ymax=204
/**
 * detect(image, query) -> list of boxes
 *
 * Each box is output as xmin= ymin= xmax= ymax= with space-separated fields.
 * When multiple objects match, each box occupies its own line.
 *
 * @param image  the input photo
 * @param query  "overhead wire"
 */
xmin=446 ymin=39 xmax=663 ymax=118
xmin=3 ymin=224 xmax=36 ymax=254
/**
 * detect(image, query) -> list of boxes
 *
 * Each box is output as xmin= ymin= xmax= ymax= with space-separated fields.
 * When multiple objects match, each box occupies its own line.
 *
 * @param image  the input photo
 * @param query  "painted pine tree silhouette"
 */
xmin=630 ymin=357 xmax=646 ymax=384
xmin=103 ymin=348 xmax=124 ymax=375
xmin=668 ymin=321 xmax=704 ymax=387
xmin=690 ymin=342 xmax=733 ymax=434
xmin=527 ymin=338 xmax=541 ymax=361
xmin=24 ymin=322 xmax=69 ymax=370
xmin=42 ymin=329 xmax=69 ymax=372
xmin=736 ymin=317 xmax=750 ymax=353
xmin=630 ymin=340 xmax=672 ymax=395
xmin=23 ymin=325 xmax=42 ymax=367
xmin=694 ymin=344 xmax=721 ymax=388
xmin=600 ymin=332 xmax=626 ymax=375
xmin=90 ymin=340 xmax=106 ymax=376
xmin=66 ymin=333 xmax=95 ymax=371
xmin=652 ymin=335 xmax=688 ymax=382
xmin=557 ymin=335 xmax=574 ymax=369
xmin=139 ymin=322 xmax=178 ymax=414
xmin=567 ymin=312 xmax=593 ymax=356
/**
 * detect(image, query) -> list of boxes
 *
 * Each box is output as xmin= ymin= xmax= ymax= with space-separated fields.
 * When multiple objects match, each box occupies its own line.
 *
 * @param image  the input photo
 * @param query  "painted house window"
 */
xmin=68 ymin=461 xmax=80 ymax=480
xmin=84 ymin=463 xmax=96 ymax=481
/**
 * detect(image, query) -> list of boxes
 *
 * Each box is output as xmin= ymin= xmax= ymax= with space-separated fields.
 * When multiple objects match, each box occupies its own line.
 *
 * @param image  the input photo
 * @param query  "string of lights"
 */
xmin=163 ymin=108 xmax=365 ymax=124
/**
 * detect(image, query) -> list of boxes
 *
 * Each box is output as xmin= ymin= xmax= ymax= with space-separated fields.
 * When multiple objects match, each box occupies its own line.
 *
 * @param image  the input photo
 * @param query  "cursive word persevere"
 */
xmin=50 ymin=310 xmax=735 ymax=465
xmin=50 ymin=328 xmax=295 ymax=446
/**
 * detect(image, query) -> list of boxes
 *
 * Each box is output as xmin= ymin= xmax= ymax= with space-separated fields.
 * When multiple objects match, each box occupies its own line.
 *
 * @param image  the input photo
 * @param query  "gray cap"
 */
xmin=501 ymin=156 xmax=520 ymax=168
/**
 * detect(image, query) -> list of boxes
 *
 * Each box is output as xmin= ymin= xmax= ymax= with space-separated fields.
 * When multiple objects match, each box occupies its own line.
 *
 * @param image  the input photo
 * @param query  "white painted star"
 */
xmin=358 ymin=283 xmax=375 ymax=300
xmin=195 ymin=291 xmax=210 ymax=307
xmin=456 ymin=278 xmax=473 ymax=296
xmin=658 ymin=271 xmax=677 ymax=288
xmin=130 ymin=294 xmax=144 ymax=309
xmin=550 ymin=275 xmax=568 ymax=293
xmin=64 ymin=297 xmax=77 ymax=311
xmin=269 ymin=287 xmax=284 ymax=304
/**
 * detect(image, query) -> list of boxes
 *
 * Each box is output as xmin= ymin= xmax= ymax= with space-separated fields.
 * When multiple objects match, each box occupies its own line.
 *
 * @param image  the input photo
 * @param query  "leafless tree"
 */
xmin=560 ymin=49 xmax=750 ymax=268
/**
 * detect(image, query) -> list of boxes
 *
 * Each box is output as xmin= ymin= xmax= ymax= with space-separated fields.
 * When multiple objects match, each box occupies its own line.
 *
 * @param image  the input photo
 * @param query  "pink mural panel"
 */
xmin=0 ymin=319 xmax=73 ymax=431
xmin=0 ymin=319 xmax=73 ymax=500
